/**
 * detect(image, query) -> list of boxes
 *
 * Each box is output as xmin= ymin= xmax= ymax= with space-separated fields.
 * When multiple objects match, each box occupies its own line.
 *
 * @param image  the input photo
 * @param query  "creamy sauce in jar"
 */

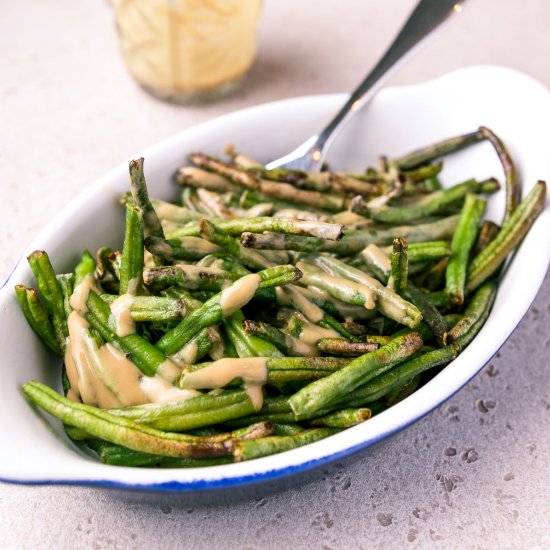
xmin=113 ymin=0 xmax=262 ymax=98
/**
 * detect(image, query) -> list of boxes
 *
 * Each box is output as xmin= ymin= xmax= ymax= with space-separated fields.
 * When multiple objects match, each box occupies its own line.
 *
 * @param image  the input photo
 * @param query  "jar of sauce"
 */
xmin=113 ymin=0 xmax=262 ymax=103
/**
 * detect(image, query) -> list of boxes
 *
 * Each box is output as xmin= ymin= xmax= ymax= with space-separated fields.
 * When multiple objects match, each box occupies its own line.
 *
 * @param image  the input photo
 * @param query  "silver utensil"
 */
xmin=266 ymin=0 xmax=467 ymax=172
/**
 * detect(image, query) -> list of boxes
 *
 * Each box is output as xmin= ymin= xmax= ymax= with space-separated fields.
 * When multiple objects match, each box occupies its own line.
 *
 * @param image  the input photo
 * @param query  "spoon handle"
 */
xmin=268 ymin=0 xmax=467 ymax=171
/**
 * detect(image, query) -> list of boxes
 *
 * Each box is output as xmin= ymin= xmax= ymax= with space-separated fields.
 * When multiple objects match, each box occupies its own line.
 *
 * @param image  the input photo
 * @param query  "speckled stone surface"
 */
xmin=1 ymin=0 xmax=549 ymax=548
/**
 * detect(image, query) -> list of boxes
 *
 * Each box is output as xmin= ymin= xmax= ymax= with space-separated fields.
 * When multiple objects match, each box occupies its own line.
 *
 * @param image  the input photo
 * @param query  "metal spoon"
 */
xmin=266 ymin=0 xmax=467 ymax=172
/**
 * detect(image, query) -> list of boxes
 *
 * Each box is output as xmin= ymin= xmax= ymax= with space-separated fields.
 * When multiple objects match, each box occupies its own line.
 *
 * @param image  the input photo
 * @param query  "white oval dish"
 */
xmin=0 ymin=65 xmax=549 ymax=491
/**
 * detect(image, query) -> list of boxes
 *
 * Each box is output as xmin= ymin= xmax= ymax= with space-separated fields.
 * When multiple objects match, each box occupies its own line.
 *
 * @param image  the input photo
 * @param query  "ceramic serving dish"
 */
xmin=1 ymin=65 xmax=549 ymax=492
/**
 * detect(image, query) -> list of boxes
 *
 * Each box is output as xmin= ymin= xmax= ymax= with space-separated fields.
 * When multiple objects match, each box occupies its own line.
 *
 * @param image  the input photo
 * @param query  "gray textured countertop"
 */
xmin=2 ymin=1 xmax=549 ymax=547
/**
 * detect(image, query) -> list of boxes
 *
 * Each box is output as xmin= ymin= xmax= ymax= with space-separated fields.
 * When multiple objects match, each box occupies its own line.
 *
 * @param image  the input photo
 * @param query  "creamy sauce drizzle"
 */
xmin=285 ymin=334 xmax=319 ymax=357
xmin=65 ymin=274 xmax=190 ymax=407
xmin=96 ymin=343 xmax=148 ymax=407
xmin=208 ymin=328 xmax=226 ymax=360
xmin=333 ymin=210 xmax=369 ymax=227
xmin=243 ymin=203 xmax=274 ymax=217
xmin=157 ymin=359 xmax=182 ymax=383
xmin=219 ymin=273 xmax=261 ymax=316
xmin=362 ymin=244 xmax=392 ymax=273
xmin=153 ymin=201 xmax=198 ymax=223
xmin=154 ymin=239 xmax=174 ymax=258
xmin=180 ymin=237 xmax=222 ymax=253
xmin=324 ymin=274 xmax=377 ymax=310
xmin=274 ymin=209 xmax=329 ymax=222
xmin=279 ymin=286 xmax=324 ymax=323
xmin=180 ymin=357 xmax=268 ymax=410
xmin=69 ymin=275 xmax=98 ymax=314
xmin=109 ymin=293 xmax=135 ymax=337
xmin=179 ymin=166 xmax=235 ymax=191
xmin=299 ymin=323 xmax=340 ymax=346
xmin=233 ymin=152 xmax=262 ymax=168
xmin=139 ymin=377 xmax=200 ymax=405
xmin=143 ymin=249 xmax=156 ymax=267
xmin=173 ymin=340 xmax=198 ymax=365
xmin=64 ymin=312 xmax=95 ymax=404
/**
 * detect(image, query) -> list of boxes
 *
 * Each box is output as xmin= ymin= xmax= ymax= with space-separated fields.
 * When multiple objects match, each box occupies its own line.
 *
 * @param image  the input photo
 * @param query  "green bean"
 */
xmin=180 ymin=357 xmax=349 ymax=379
xmin=144 ymin=235 xmax=221 ymax=262
xmin=465 ymin=181 xmax=546 ymax=294
xmin=272 ymin=423 xmax=305 ymax=436
xmin=190 ymin=153 xmax=345 ymax=212
xmin=121 ymin=399 xmax=257 ymax=432
xmin=26 ymin=250 xmax=68 ymax=349
xmin=143 ymin=264 xmax=239 ymax=292
xmin=110 ymin=389 xmax=248 ymax=422
xmin=339 ymin=346 xmax=458 ymax=406
xmin=84 ymin=439 xmax=233 ymax=467
xmin=471 ymin=220 xmax=499 ymax=258
xmin=119 ymin=203 xmax=144 ymax=295
xmin=279 ymin=285 xmax=358 ymax=340
xmin=383 ymin=375 xmax=421 ymax=406
xmin=267 ymin=369 xmax=332 ymax=384
xmin=17 ymin=134 xmax=543 ymax=470
xmin=317 ymin=338 xmax=380 ymax=357
xmin=23 ymin=382 xmax=233 ymax=458
xmin=445 ymin=194 xmax=486 ymax=305
xmin=242 ymin=215 xmax=460 ymax=255
xmin=223 ymin=310 xmax=283 ymax=359
xmin=313 ymin=256 xmax=422 ymax=328
xmin=394 ymin=130 xmax=483 ymax=170
xmin=233 ymin=428 xmax=338 ymax=461
xmin=362 ymin=245 xmax=447 ymax=345
xmin=129 ymin=157 xmax=165 ymax=239
xmin=15 ymin=285 xmax=62 ymax=355
xmin=199 ymin=219 xmax=271 ymax=270
xmin=83 ymin=420 xmax=273 ymax=466
xmin=170 ymin=329 xmax=215 ymax=364
xmin=100 ymin=294 xmax=185 ymax=322
xmin=56 ymin=273 xmax=75 ymax=322
xmin=308 ymin=408 xmax=371 ymax=428
xmin=359 ymin=178 xmax=498 ymax=224
xmin=298 ymin=261 xmax=378 ymax=310
xmin=242 ymin=319 xmax=318 ymax=357
xmin=150 ymin=197 xmax=203 ymax=223
xmin=85 ymin=291 xmax=170 ymax=377
xmin=177 ymin=165 xmax=242 ymax=193
xmin=478 ymin=126 xmax=520 ymax=225
xmin=288 ymin=333 xmax=423 ymax=418
xmin=391 ymin=237 xmax=408 ymax=292
xmin=155 ymin=265 xmax=302 ymax=355
xmin=381 ymin=241 xmax=451 ymax=264
xmin=402 ymin=161 xmax=443 ymax=182
xmin=74 ymin=250 xmax=95 ymax=286
xmin=209 ymin=216 xmax=345 ymax=240
xmin=444 ymin=279 xmax=498 ymax=345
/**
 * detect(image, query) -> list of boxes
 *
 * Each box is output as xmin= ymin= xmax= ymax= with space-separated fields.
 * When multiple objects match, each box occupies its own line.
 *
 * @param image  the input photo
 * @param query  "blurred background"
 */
xmin=1 ymin=1 xmax=549 ymax=548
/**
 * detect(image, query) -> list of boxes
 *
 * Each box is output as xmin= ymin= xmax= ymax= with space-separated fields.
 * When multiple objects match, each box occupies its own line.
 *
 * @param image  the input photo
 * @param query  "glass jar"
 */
xmin=113 ymin=0 xmax=262 ymax=104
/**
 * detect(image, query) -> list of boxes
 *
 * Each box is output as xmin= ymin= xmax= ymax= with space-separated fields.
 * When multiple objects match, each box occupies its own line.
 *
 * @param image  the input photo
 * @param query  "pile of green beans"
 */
xmin=16 ymin=127 xmax=546 ymax=467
